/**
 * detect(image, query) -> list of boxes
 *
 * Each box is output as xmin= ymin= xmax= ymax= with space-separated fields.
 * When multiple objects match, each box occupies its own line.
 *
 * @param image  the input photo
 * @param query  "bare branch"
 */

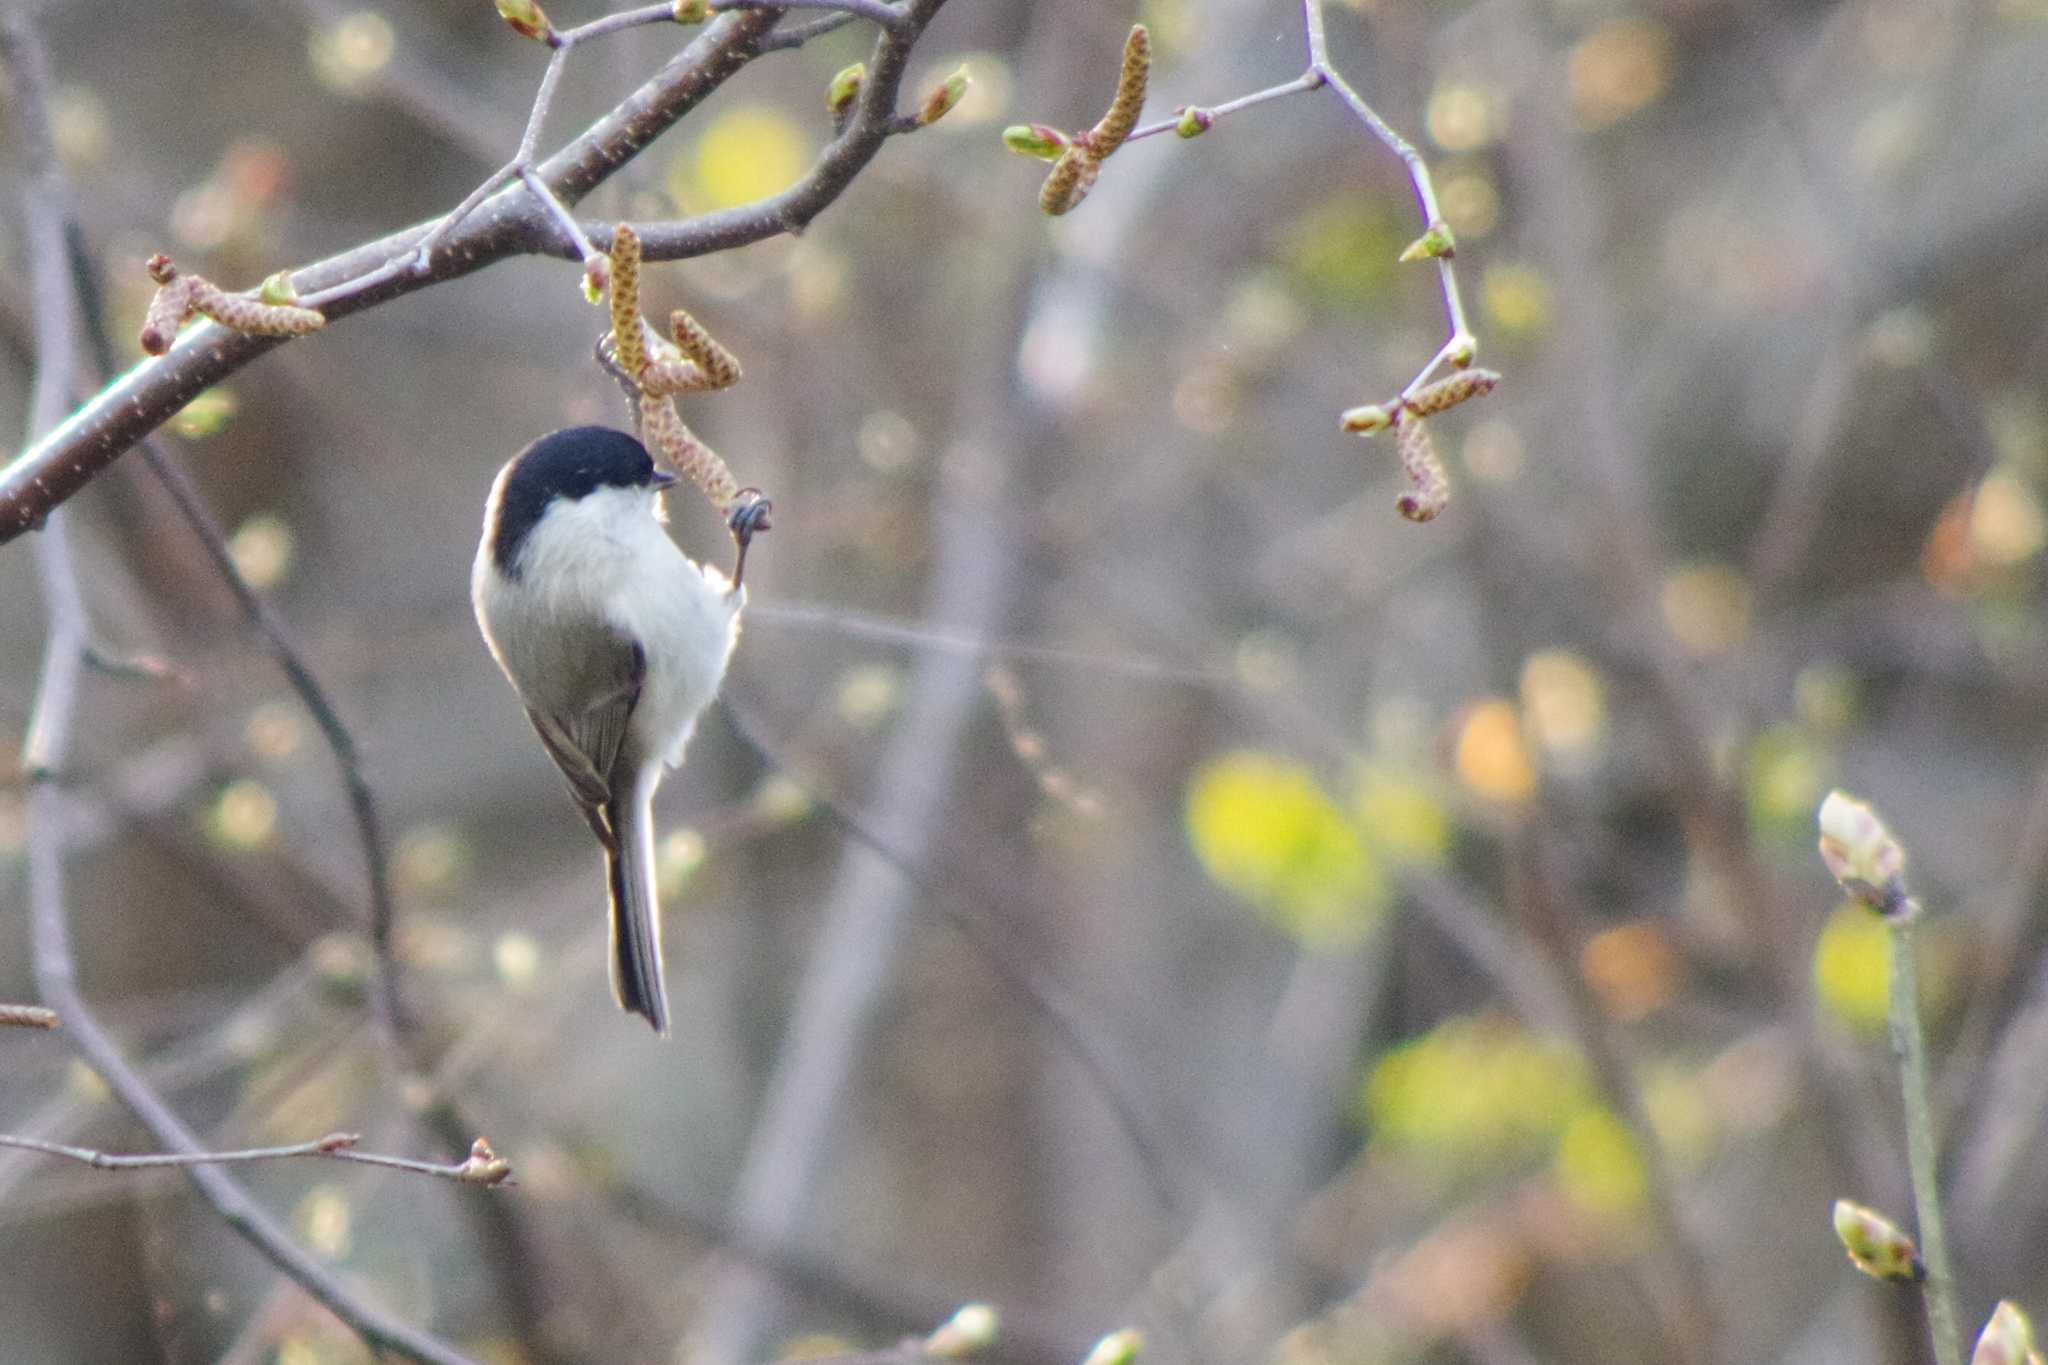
xmin=708 ymin=0 xmax=909 ymax=31
xmin=61 ymin=222 xmax=409 ymax=1042
xmin=0 ymin=1004 xmax=59 ymax=1029
xmin=1 ymin=12 xmax=477 ymax=1365
xmin=0 ymin=1131 xmax=514 ymax=1186
xmin=0 ymin=1 xmax=950 ymax=541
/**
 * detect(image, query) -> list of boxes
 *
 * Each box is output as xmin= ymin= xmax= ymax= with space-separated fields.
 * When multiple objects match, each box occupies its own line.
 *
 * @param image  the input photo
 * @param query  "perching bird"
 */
xmin=472 ymin=425 xmax=742 ymax=1033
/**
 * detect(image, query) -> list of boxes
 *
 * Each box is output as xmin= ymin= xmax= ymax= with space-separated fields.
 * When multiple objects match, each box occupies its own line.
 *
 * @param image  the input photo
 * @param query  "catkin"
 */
xmin=1040 ymin=147 xmax=1101 ymax=215
xmin=1395 ymin=417 xmax=1449 ymax=523
xmin=1402 ymin=367 xmax=1499 ymax=418
xmin=607 ymin=225 xmax=646 ymax=379
xmin=640 ymin=392 xmax=741 ymax=514
xmin=1087 ymin=26 xmax=1150 ymax=155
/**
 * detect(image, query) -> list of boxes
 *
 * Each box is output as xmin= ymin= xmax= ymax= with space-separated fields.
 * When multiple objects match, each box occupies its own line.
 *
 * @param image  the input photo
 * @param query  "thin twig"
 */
xmin=709 ymin=0 xmax=908 ymax=31
xmin=1889 ymin=906 xmax=1963 ymax=1365
xmin=759 ymin=10 xmax=859 ymax=50
xmin=1301 ymin=0 xmax=1470 ymax=396
xmin=0 ymin=14 xmax=475 ymax=1365
xmin=0 ymin=1131 xmax=512 ymax=1185
xmin=1122 ymin=71 xmax=1323 ymax=144
xmin=0 ymin=1004 xmax=59 ymax=1029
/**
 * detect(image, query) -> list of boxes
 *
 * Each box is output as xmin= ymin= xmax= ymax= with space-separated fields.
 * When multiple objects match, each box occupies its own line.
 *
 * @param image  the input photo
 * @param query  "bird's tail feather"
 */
xmin=605 ymin=778 xmax=669 ymax=1035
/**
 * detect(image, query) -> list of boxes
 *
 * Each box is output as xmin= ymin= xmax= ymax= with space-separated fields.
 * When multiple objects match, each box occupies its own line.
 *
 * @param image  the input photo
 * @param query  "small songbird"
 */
xmin=472 ymin=426 xmax=742 ymax=1034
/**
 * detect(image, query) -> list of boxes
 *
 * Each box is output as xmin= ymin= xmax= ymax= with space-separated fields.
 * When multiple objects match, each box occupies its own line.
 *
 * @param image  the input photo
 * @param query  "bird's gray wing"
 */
xmin=523 ymin=628 xmax=645 ymax=850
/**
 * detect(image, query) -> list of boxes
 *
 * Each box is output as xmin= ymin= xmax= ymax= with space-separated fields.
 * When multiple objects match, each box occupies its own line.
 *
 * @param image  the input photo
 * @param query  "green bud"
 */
xmin=1975 ymin=1301 xmax=2037 ymax=1365
xmin=582 ymin=256 xmax=609 ymax=306
xmin=1175 ymin=106 xmax=1213 ymax=138
xmin=925 ymin=1303 xmax=1000 ymax=1359
xmin=1398 ymin=220 xmax=1456 ymax=262
xmin=1832 ymin=1199 xmax=1923 ymax=1283
xmin=1002 ymin=123 xmax=1069 ymax=160
xmin=258 ymin=270 xmax=301 ymax=307
xmin=1340 ymin=403 xmax=1394 ymax=435
xmin=1445 ymin=332 xmax=1477 ymax=369
xmin=671 ymin=0 xmax=709 ymax=20
xmin=919 ymin=64 xmax=971 ymax=126
xmin=1081 ymin=1329 xmax=1143 ymax=1365
xmin=494 ymin=0 xmax=551 ymax=41
xmin=826 ymin=62 xmax=865 ymax=119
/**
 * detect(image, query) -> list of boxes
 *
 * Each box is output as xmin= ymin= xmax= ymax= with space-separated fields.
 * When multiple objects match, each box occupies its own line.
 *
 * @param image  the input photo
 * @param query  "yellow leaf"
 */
xmin=1185 ymin=751 xmax=1385 ymax=945
xmin=1553 ymin=1106 xmax=1648 ymax=1218
xmin=1813 ymin=902 xmax=1891 ymax=1032
xmin=675 ymin=105 xmax=812 ymax=213
xmin=1353 ymin=767 xmax=1452 ymax=868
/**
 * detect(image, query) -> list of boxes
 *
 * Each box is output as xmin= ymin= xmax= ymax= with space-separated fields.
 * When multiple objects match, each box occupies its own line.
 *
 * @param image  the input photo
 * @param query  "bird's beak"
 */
xmin=650 ymin=469 xmax=678 ymax=490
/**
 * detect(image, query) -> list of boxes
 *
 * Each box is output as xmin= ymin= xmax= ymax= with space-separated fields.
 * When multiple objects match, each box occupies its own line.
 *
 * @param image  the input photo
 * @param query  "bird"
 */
xmin=471 ymin=425 xmax=742 ymax=1034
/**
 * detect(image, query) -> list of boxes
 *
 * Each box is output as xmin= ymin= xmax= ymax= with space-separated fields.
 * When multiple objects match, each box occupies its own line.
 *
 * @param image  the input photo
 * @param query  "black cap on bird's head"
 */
xmin=488 ymin=426 xmax=676 ymax=577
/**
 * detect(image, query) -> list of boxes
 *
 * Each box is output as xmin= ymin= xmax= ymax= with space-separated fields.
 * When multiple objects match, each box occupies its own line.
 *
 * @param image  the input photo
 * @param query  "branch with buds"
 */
xmin=137 ymin=254 xmax=324 ymax=356
xmin=1817 ymin=791 xmax=1963 ymax=1365
xmin=1003 ymin=1 xmax=1487 ymax=521
xmin=0 ymin=1130 xmax=514 ymax=1187
xmin=0 ymin=0 xmax=957 ymax=541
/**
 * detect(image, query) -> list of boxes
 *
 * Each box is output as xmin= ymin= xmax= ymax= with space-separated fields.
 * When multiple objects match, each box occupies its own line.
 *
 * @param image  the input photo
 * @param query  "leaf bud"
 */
xmin=494 ymin=0 xmax=552 ymax=42
xmin=919 ymin=64 xmax=971 ymax=126
xmin=1832 ymin=1199 xmax=1924 ymax=1283
xmin=827 ymin=62 xmax=865 ymax=119
xmin=1003 ymin=124 xmax=1069 ymax=160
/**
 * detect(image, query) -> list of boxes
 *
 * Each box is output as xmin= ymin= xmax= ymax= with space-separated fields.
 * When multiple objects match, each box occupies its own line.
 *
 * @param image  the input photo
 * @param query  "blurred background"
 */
xmin=3 ymin=0 xmax=2048 ymax=1360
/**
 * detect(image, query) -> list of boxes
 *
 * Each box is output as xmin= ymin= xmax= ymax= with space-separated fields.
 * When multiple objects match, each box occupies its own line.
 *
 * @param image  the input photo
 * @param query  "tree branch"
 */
xmin=0 ymin=1131 xmax=513 ymax=1185
xmin=0 ymin=0 xmax=951 ymax=542
xmin=1 ymin=12 xmax=478 ymax=1365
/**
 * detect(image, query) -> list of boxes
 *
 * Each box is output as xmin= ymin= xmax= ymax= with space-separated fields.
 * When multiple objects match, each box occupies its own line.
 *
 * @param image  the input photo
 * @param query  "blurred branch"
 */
xmin=0 ymin=12 xmax=477 ymax=1365
xmin=748 ymin=599 xmax=1237 ymax=689
xmin=721 ymin=692 xmax=1187 ymax=1222
xmin=0 ymin=1131 xmax=513 ymax=1186
xmin=0 ymin=0 xmax=951 ymax=539
xmin=1513 ymin=829 xmax=1717 ymax=1365
xmin=60 ymin=223 xmax=409 ymax=1040
xmin=0 ymin=1004 xmax=60 ymax=1029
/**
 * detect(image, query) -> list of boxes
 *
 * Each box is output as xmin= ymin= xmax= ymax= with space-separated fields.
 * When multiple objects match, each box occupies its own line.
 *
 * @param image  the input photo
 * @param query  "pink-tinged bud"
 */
xmin=1817 ymin=791 xmax=1911 ymax=916
xmin=1974 ymin=1301 xmax=2037 ymax=1365
xmin=918 ymin=64 xmax=971 ymax=126
xmin=457 ymin=1136 xmax=514 ymax=1186
xmin=494 ymin=0 xmax=551 ymax=42
xmin=1832 ymin=1199 xmax=1924 ymax=1283
xmin=582 ymin=256 xmax=609 ymax=305
xmin=1003 ymin=124 xmax=1068 ymax=160
xmin=1175 ymin=106 xmax=1213 ymax=138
